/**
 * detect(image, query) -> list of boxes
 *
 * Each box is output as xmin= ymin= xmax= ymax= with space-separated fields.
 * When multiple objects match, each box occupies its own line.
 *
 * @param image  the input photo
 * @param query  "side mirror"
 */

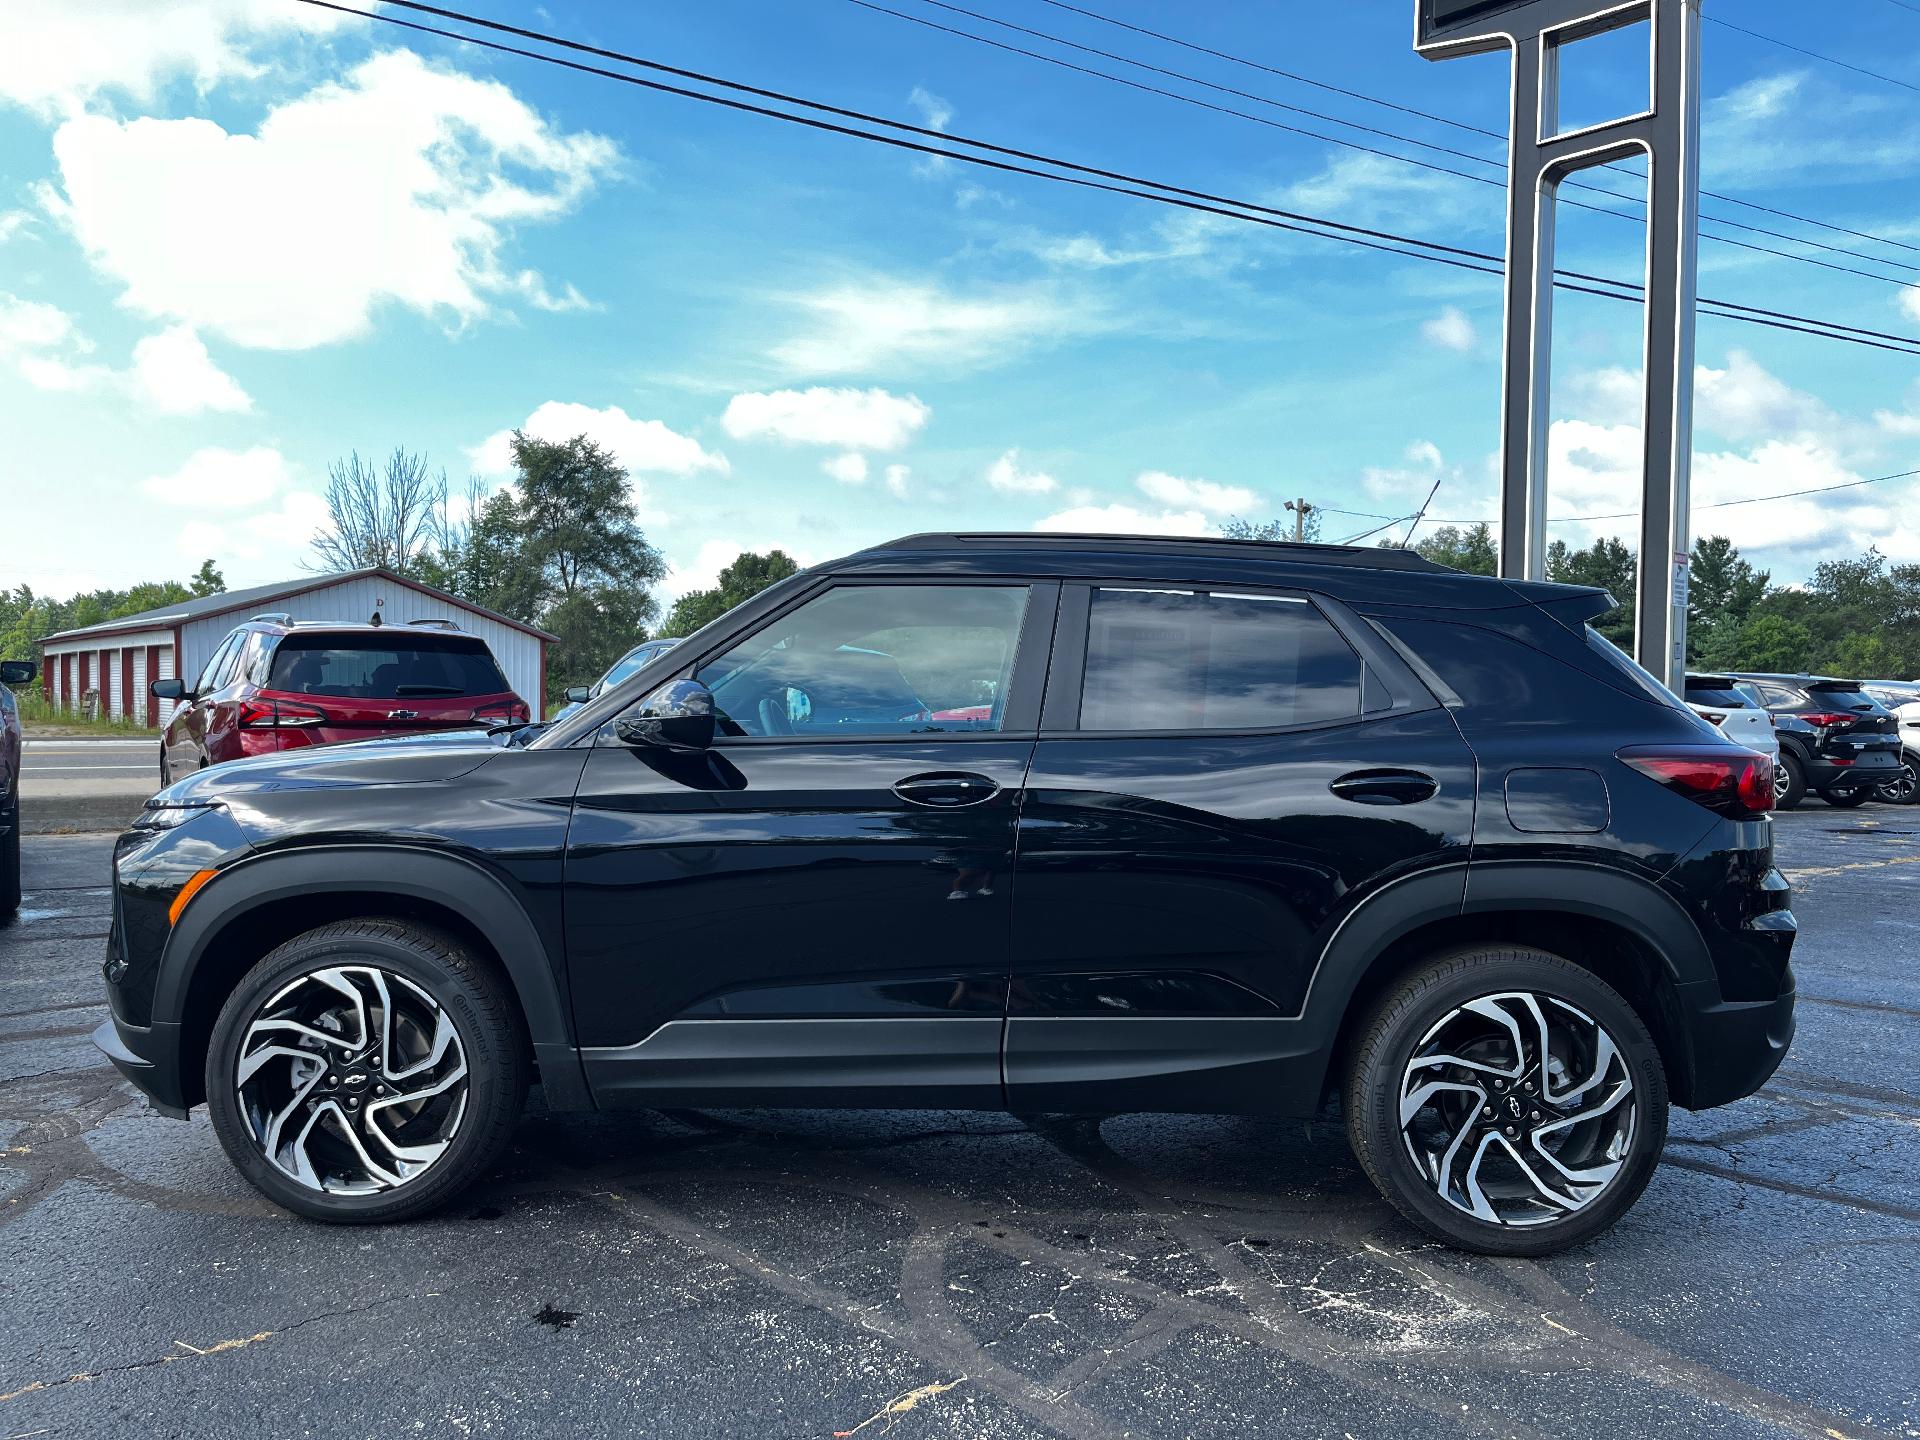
xmin=150 ymin=678 xmax=186 ymax=701
xmin=614 ymin=679 xmax=715 ymax=752
xmin=0 ymin=660 xmax=34 ymax=685
xmin=564 ymin=685 xmax=591 ymax=705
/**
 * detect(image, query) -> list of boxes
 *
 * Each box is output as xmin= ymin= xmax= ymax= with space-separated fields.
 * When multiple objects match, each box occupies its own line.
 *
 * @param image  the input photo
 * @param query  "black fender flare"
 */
xmin=156 ymin=844 xmax=588 ymax=1108
xmin=1298 ymin=858 xmax=1711 ymax=1044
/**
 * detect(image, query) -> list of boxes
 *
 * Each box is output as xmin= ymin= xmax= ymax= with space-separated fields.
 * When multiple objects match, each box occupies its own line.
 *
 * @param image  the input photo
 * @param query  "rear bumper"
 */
xmin=1804 ymin=747 xmax=1900 ymax=789
xmin=92 ymin=1014 xmax=189 ymax=1120
xmin=1676 ymin=967 xmax=1795 ymax=1109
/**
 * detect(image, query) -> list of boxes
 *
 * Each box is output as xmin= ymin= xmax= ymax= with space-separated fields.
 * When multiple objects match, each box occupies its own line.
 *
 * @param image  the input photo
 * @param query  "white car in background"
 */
xmin=1683 ymin=673 xmax=1780 ymax=765
xmin=1861 ymin=681 xmax=1920 ymax=803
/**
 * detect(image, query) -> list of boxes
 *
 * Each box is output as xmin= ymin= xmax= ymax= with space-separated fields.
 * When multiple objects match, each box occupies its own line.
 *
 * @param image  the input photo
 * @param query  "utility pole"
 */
xmin=1286 ymin=498 xmax=1315 ymax=544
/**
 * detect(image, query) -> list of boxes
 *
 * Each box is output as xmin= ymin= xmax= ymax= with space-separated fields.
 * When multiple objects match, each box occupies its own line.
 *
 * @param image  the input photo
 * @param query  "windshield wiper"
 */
xmin=394 ymin=684 xmax=465 ymax=696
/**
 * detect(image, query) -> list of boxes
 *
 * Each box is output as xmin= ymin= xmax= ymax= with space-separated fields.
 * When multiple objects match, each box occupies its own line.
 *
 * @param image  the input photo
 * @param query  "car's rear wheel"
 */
xmin=205 ymin=919 xmax=526 ymax=1223
xmin=0 ymin=795 xmax=20 ymax=915
xmin=1773 ymin=750 xmax=1807 ymax=810
xmin=1819 ymin=785 xmax=1872 ymax=808
xmin=1874 ymin=756 xmax=1918 ymax=805
xmin=1344 ymin=946 xmax=1667 ymax=1257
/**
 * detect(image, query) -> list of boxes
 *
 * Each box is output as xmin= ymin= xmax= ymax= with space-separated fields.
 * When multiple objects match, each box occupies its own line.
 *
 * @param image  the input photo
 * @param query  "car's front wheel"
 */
xmin=1344 ymin=946 xmax=1667 ymax=1256
xmin=205 ymin=919 xmax=527 ymax=1223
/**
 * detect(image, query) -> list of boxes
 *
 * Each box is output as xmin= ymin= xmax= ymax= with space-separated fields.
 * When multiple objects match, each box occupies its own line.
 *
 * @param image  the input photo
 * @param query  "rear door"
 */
xmin=166 ymin=628 xmax=244 ymax=774
xmin=1005 ymin=582 xmax=1476 ymax=1113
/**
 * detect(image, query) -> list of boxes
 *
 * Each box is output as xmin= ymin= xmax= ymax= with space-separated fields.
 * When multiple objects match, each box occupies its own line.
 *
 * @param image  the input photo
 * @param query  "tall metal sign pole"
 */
xmin=1415 ymin=0 xmax=1702 ymax=690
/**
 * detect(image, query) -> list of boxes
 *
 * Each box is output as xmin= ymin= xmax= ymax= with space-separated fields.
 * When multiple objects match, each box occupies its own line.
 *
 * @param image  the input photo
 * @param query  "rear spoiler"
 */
xmin=1502 ymin=582 xmax=1617 ymax=630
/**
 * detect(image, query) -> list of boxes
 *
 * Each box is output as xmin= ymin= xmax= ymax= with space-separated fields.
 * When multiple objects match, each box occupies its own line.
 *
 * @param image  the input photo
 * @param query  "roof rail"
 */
xmin=249 ymin=612 xmax=294 ymax=626
xmin=405 ymin=617 xmax=463 ymax=631
xmin=867 ymin=531 xmax=1451 ymax=574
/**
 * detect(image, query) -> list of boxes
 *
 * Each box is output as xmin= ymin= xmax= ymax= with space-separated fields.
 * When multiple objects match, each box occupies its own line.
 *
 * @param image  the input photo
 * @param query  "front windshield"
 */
xmin=600 ymin=641 xmax=671 ymax=691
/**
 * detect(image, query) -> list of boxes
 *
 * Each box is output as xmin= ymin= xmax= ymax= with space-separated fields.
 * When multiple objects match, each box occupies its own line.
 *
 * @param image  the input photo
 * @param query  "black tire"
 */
xmin=1773 ymin=750 xmax=1807 ymax=810
xmin=0 ymin=796 xmax=20 ymax=916
xmin=1344 ymin=945 xmax=1668 ymax=1257
xmin=1819 ymin=785 xmax=1872 ymax=808
xmin=205 ymin=919 xmax=527 ymax=1223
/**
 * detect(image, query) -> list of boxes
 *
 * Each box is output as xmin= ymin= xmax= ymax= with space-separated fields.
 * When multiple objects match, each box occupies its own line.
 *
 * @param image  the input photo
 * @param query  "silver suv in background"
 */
xmin=1860 ymin=681 xmax=1920 ymax=803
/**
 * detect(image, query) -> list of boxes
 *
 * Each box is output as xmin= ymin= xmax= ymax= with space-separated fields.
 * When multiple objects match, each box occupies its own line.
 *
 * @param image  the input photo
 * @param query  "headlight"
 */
xmin=133 ymin=801 xmax=221 ymax=831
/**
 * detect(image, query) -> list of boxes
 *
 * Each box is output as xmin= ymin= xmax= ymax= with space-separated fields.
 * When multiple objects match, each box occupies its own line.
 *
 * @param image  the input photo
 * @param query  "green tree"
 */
xmin=1547 ymin=536 xmax=1637 ymax=645
xmin=188 ymin=559 xmax=226 ymax=598
xmin=478 ymin=431 xmax=667 ymax=689
xmin=663 ymin=549 xmax=801 ymax=637
xmin=1686 ymin=536 xmax=1769 ymax=662
xmin=1221 ymin=509 xmax=1322 ymax=543
xmin=1410 ymin=523 xmax=1497 ymax=575
xmin=1726 ymin=613 xmax=1817 ymax=672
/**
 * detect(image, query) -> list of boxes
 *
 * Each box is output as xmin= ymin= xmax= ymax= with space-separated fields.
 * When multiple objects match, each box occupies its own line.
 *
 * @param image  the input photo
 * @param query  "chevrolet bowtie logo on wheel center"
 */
xmin=1507 ymin=1095 xmax=1525 ymax=1118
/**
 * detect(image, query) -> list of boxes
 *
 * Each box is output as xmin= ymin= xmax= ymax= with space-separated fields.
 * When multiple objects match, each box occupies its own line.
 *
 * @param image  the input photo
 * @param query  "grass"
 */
xmin=11 ymin=688 xmax=156 ymax=738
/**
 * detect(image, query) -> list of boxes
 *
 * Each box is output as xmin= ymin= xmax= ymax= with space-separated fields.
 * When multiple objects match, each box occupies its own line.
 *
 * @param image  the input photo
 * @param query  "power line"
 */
xmin=883 ymin=0 xmax=1920 ymax=287
xmin=1039 ymin=0 xmax=1920 ymax=258
xmin=301 ymin=0 xmax=1920 ymax=358
xmin=1425 ymin=466 xmax=1920 ymax=527
xmin=1703 ymin=13 xmax=1920 ymax=94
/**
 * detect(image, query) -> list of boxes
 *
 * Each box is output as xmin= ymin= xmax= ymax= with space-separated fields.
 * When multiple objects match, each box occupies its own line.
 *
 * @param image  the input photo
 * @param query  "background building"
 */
xmin=37 ymin=568 xmax=556 ymax=726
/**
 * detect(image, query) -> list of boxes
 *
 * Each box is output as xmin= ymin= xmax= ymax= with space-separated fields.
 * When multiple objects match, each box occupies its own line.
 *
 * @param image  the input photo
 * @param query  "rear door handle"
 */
xmin=893 ymin=772 xmax=1000 ymax=807
xmin=1329 ymin=769 xmax=1438 ymax=805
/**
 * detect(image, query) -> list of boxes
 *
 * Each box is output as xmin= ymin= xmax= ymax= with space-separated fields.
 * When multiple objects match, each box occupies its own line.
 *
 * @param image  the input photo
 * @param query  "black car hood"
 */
xmin=156 ymin=729 xmax=507 ymax=804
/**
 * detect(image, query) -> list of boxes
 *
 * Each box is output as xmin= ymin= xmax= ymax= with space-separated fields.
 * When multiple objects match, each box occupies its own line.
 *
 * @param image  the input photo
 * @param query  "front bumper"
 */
xmin=92 ymin=1013 xmax=189 ymax=1119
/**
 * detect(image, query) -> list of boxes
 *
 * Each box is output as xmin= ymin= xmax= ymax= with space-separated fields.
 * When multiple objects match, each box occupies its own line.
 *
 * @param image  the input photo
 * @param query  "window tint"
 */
xmin=1079 ymin=588 xmax=1360 ymax=731
xmin=1582 ymin=627 xmax=1681 ymax=707
xmin=1754 ymin=683 xmax=1801 ymax=708
xmin=1684 ymin=684 xmax=1746 ymax=708
xmin=267 ymin=636 xmax=510 ymax=699
xmin=601 ymin=639 xmax=676 ymax=692
xmin=695 ymin=585 xmax=1028 ymax=738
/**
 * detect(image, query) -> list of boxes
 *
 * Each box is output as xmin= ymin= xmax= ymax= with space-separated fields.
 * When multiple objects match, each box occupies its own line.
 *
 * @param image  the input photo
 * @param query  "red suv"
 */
xmin=152 ymin=616 xmax=529 ymax=785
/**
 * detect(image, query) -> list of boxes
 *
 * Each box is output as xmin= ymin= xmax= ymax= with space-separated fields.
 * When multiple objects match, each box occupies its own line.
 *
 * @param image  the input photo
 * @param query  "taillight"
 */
xmin=238 ymin=698 xmax=328 ymax=728
xmin=1617 ymin=745 xmax=1774 ymax=818
xmin=472 ymin=701 xmax=530 ymax=725
xmin=1801 ymin=711 xmax=1853 ymax=728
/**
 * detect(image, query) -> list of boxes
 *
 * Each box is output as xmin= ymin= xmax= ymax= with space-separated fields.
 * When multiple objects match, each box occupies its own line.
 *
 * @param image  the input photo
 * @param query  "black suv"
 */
xmin=95 ymin=535 xmax=1796 ymax=1255
xmin=1734 ymin=673 xmax=1902 ymax=808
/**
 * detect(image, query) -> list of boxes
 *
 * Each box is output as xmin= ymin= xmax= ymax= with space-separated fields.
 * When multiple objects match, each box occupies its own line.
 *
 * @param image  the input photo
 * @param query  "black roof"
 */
xmin=872 ymin=531 xmax=1453 ymax=574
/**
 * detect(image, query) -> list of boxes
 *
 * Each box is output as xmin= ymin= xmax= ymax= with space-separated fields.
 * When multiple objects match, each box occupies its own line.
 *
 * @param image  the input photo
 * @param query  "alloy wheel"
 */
xmin=1773 ymin=762 xmax=1791 ymax=801
xmin=234 ymin=965 xmax=469 ymax=1195
xmin=1398 ymin=991 xmax=1636 ymax=1228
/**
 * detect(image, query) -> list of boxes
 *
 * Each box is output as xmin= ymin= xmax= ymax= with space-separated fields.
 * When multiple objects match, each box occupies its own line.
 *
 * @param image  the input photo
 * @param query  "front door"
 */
xmin=1006 ymin=582 xmax=1477 ymax=1114
xmin=566 ymin=579 xmax=1057 ymax=1109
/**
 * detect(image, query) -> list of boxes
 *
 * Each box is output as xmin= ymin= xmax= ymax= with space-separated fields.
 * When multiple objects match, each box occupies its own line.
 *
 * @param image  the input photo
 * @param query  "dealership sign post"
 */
xmin=1415 ymin=0 xmax=1702 ymax=691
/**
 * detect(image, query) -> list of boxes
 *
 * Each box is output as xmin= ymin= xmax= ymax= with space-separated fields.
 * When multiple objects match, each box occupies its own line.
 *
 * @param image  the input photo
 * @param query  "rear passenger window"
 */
xmin=1079 ymin=588 xmax=1361 ymax=731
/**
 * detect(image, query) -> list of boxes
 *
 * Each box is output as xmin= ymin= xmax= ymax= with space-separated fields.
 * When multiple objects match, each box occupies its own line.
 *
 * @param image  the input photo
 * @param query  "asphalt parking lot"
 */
xmin=2 ymin=811 xmax=1916 ymax=1440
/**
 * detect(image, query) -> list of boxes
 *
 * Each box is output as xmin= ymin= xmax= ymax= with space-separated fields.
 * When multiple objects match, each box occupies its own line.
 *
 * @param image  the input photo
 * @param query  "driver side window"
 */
xmin=694 ymin=584 xmax=1030 ymax=738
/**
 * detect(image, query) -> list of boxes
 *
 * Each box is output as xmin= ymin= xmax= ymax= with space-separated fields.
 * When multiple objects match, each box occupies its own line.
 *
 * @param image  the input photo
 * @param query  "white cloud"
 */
xmin=178 ymin=489 xmax=333 ymax=570
xmin=985 ymin=450 xmax=1056 ymax=495
xmin=1406 ymin=440 xmax=1444 ymax=469
xmin=884 ymin=464 xmax=910 ymax=499
xmin=907 ymin=87 xmax=953 ymax=132
xmin=770 ymin=277 xmax=1094 ymax=377
xmin=0 ymin=0 xmax=353 ymax=118
xmin=468 ymin=401 xmax=728 ymax=483
xmin=721 ymin=386 xmax=929 ymax=450
xmin=1135 ymin=470 xmax=1256 ymax=515
xmin=0 ymin=210 xmax=34 ymax=244
xmin=48 ymin=50 xmax=616 ymax=350
xmin=821 ymin=452 xmax=869 ymax=485
xmin=0 ymin=292 xmax=109 ymax=392
xmin=1034 ymin=503 xmax=1211 ymax=537
xmin=129 ymin=325 xmax=251 ymax=414
xmin=142 ymin=445 xmax=293 ymax=509
xmin=1421 ymin=306 xmax=1475 ymax=352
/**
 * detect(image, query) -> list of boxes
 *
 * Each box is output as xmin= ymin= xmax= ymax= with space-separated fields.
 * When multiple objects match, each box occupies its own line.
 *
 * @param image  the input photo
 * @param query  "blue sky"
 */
xmin=3 ymin=0 xmax=1919 ymax=606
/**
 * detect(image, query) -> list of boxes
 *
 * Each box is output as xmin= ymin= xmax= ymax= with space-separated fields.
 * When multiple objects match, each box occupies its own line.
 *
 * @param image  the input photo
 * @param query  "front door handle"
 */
xmin=1329 ymin=769 xmax=1438 ymax=806
xmin=893 ymin=772 xmax=1000 ymax=807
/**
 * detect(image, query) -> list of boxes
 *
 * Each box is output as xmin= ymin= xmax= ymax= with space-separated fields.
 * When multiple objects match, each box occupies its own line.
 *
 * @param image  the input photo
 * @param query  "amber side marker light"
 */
xmin=168 ymin=869 xmax=220 ymax=927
